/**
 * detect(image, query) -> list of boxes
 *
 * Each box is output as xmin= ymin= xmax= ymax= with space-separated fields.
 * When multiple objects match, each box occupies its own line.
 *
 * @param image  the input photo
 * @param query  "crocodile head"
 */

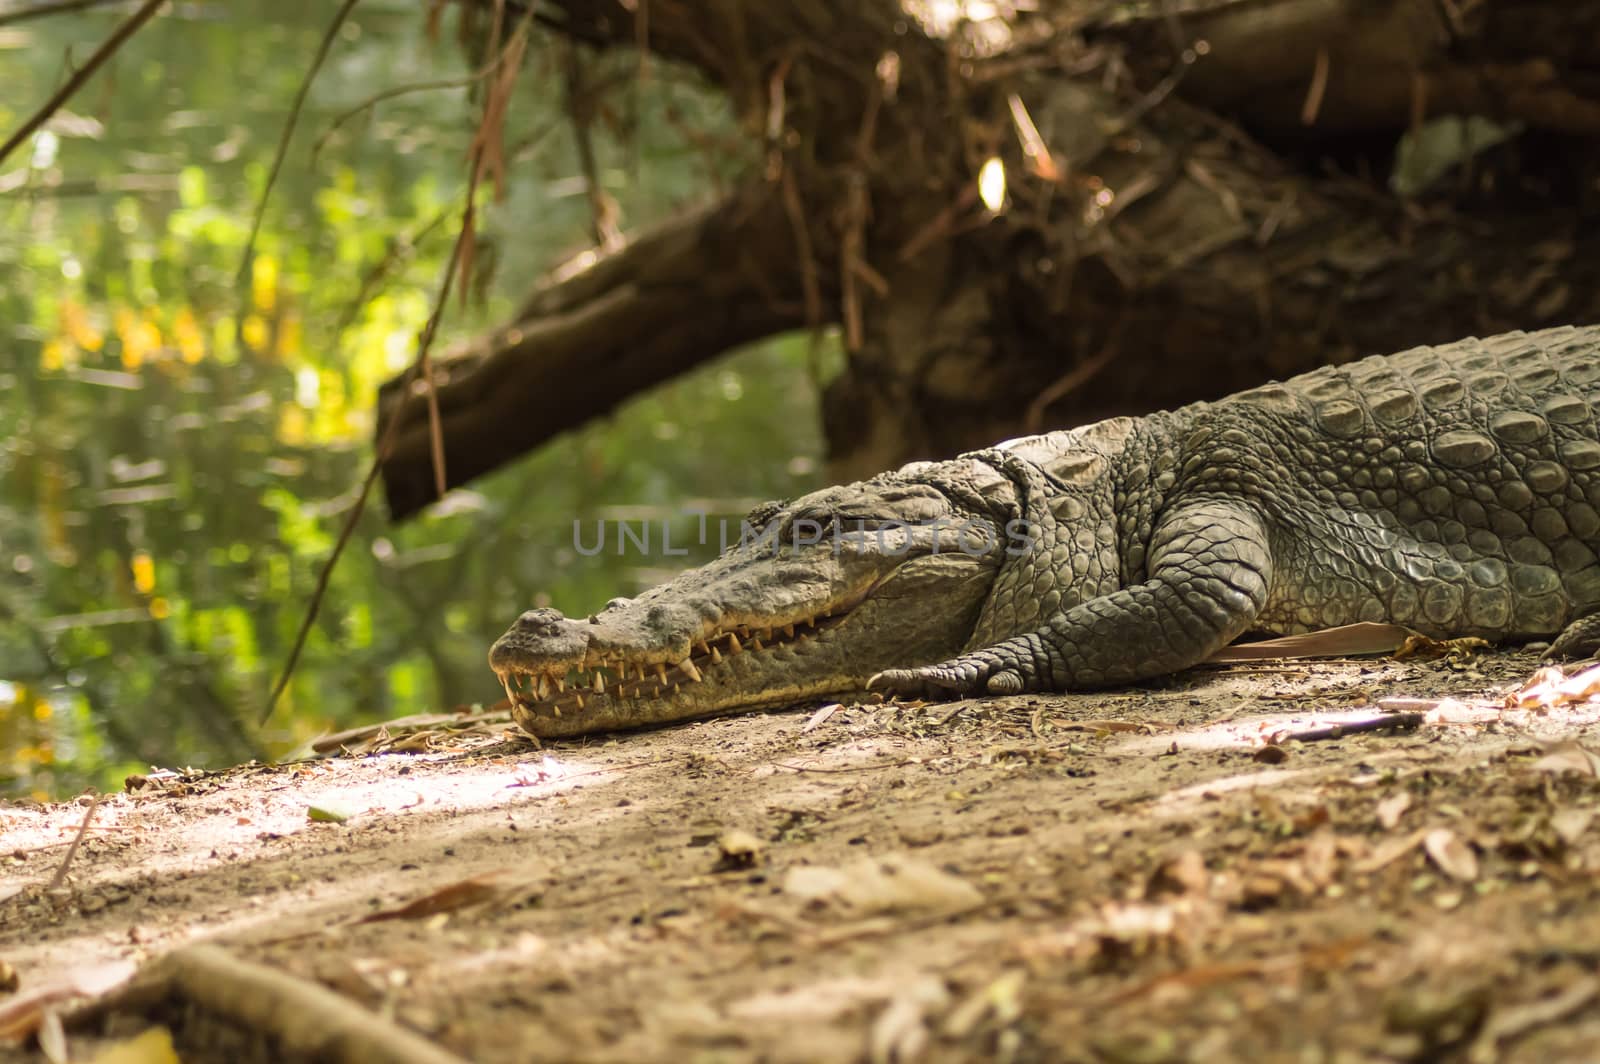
xmin=489 ymin=460 xmax=1019 ymax=737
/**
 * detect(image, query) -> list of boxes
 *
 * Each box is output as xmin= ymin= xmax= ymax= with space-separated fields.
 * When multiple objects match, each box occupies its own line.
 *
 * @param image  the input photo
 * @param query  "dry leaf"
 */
xmin=1354 ymin=829 xmax=1429 ymax=874
xmin=356 ymin=868 xmax=542 ymax=924
xmin=1550 ymin=808 xmax=1594 ymax=846
xmin=1209 ymin=622 xmax=1416 ymax=662
xmin=1557 ymin=663 xmax=1600 ymax=701
xmin=1532 ymin=743 xmax=1600 ymax=778
xmin=1508 ymin=666 xmax=1577 ymax=710
xmin=1147 ymin=851 xmax=1209 ymax=899
xmin=783 ymin=854 xmax=983 ymax=915
xmin=1395 ymin=633 xmax=1489 ymax=661
xmin=802 ymin=703 xmax=842 ymax=733
xmin=868 ymin=976 xmax=949 ymax=1064
xmin=1376 ymin=792 xmax=1411 ymax=831
xmin=1302 ymin=831 xmax=1340 ymax=888
xmin=1423 ymin=828 xmax=1479 ymax=882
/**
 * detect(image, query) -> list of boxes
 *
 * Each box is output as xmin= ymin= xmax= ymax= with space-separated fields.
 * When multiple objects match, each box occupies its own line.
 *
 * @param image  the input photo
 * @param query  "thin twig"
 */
xmin=261 ymin=13 xmax=539 ymax=725
xmin=1301 ymin=47 xmax=1330 ymax=126
xmin=772 ymin=759 xmax=912 ymax=775
xmin=1268 ymin=713 xmax=1426 ymax=745
xmin=1023 ymin=311 xmax=1126 ymax=432
xmin=333 ymin=205 xmax=454 ymax=334
xmin=259 ymin=198 xmax=475 ymax=726
xmin=0 ymin=0 xmax=165 ymax=167
xmin=0 ymin=0 xmax=129 ymax=28
xmin=780 ymin=166 xmax=822 ymax=329
xmin=562 ymin=42 xmax=621 ymax=251
xmin=48 ymin=792 xmax=104 ymax=889
xmin=236 ymin=0 xmax=362 ymax=285
xmin=311 ymin=71 xmax=493 ymax=162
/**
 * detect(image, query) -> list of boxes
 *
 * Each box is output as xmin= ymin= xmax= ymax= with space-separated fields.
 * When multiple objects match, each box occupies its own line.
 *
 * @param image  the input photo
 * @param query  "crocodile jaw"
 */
xmin=489 ymin=546 xmax=1001 ymax=738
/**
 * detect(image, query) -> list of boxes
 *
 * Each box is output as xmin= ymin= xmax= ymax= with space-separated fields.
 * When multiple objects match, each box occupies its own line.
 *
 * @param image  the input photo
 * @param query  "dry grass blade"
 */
xmin=1207 ymin=622 xmax=1418 ymax=663
xmin=48 ymin=792 xmax=104 ymax=889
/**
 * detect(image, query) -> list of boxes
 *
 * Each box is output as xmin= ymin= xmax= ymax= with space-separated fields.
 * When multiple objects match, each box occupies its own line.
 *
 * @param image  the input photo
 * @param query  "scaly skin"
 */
xmin=491 ymin=326 xmax=1600 ymax=737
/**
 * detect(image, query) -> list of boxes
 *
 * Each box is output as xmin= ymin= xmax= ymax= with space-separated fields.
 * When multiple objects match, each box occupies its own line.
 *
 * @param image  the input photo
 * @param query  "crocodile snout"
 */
xmin=489 ymin=608 xmax=589 ymax=672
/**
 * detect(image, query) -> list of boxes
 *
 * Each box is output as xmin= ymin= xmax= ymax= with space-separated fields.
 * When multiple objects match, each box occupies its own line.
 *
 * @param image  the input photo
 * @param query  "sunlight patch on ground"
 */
xmin=1 ymin=753 xmax=613 ymax=896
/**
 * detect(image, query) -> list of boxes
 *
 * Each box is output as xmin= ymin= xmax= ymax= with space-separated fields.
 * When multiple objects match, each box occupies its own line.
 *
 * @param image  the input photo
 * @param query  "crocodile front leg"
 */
xmin=869 ymin=501 xmax=1273 ymax=697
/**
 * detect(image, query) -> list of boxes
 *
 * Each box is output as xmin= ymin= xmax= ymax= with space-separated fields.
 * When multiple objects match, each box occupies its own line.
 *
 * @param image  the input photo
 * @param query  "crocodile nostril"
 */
xmin=513 ymin=608 xmax=567 ymax=634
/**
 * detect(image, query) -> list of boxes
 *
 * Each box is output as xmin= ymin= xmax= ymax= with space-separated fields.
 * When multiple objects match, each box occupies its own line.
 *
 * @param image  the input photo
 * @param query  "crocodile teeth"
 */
xmin=500 ymin=676 xmax=517 ymax=705
xmin=709 ymin=646 xmax=722 ymax=664
xmin=695 ymin=640 xmax=709 ymax=656
xmin=556 ymin=675 xmax=566 ymax=693
xmin=573 ymin=693 xmax=584 ymax=709
xmin=751 ymin=636 xmax=764 ymax=651
xmin=535 ymin=675 xmax=550 ymax=700
xmin=679 ymin=659 xmax=702 ymax=682
xmin=783 ymin=625 xmax=795 ymax=639
xmin=655 ymin=663 xmax=668 ymax=683
xmin=593 ymin=672 xmax=605 ymax=694
xmin=727 ymin=633 xmax=742 ymax=654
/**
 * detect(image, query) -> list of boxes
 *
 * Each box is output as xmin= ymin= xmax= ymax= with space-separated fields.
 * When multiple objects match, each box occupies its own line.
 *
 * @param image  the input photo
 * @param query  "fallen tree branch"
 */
xmin=71 ymin=944 xmax=469 ymax=1064
xmin=375 ymin=184 xmax=815 ymax=518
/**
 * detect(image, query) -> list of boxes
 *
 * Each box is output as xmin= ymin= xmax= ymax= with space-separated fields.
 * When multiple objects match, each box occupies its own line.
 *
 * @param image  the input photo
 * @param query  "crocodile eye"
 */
xmin=742 ymin=499 xmax=787 ymax=529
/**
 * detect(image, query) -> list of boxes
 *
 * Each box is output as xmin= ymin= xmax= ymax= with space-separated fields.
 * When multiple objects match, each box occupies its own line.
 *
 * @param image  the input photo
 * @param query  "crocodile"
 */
xmin=490 ymin=325 xmax=1600 ymax=738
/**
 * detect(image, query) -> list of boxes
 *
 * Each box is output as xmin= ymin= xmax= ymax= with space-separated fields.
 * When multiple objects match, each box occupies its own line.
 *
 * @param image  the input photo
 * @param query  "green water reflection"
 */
xmin=0 ymin=3 xmax=830 ymax=797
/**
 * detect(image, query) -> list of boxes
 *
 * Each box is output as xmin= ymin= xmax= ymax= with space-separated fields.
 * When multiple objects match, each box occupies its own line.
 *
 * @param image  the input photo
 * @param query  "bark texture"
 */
xmin=377 ymin=0 xmax=1600 ymax=519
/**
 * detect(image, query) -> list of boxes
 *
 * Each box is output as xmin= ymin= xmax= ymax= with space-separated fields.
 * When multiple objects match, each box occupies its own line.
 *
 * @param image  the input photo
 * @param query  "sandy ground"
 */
xmin=5 ymin=648 xmax=1600 ymax=1063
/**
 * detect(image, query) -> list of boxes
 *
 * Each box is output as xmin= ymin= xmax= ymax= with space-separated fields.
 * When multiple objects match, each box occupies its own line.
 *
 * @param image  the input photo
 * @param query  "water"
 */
xmin=0 ymin=2 xmax=831 ymax=797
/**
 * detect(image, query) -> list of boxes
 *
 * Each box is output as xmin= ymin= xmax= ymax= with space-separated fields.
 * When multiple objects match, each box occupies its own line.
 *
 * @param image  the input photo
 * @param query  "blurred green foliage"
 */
xmin=0 ymin=2 xmax=834 ymax=798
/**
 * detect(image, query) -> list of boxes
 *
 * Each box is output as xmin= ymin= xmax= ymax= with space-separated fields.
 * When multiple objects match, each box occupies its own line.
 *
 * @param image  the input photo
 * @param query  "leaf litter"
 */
xmin=5 ymin=647 xmax=1600 ymax=1060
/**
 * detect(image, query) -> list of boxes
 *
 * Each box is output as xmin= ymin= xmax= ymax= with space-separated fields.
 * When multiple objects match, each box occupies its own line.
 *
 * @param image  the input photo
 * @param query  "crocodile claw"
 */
xmin=868 ymin=662 xmax=1025 ymax=700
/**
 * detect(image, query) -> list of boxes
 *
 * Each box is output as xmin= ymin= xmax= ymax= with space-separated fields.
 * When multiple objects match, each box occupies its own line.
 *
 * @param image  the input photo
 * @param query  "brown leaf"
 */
xmin=356 ymin=868 xmax=542 ymax=924
xmin=1550 ymin=808 xmax=1594 ymax=846
xmin=1301 ymin=831 xmax=1340 ymax=889
xmin=868 ymin=976 xmax=949 ymax=1064
xmin=1533 ymin=742 xmax=1600 ymax=778
xmin=1209 ymin=622 xmax=1417 ymax=662
xmin=1376 ymin=792 xmax=1411 ymax=831
xmin=1507 ymin=665 xmax=1574 ymax=710
xmin=783 ymin=854 xmax=983 ymax=915
xmin=1557 ymin=663 xmax=1600 ymax=701
xmin=1354 ymin=829 xmax=1429 ymax=874
xmin=1147 ymin=850 xmax=1209 ymax=898
xmin=1423 ymin=828 xmax=1479 ymax=882
xmin=1394 ymin=633 xmax=1490 ymax=661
